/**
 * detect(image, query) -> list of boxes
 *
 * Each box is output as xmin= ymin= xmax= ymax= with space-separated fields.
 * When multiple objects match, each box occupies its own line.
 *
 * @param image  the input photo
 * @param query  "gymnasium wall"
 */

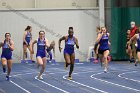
xmin=0 ymin=9 xmax=99 ymax=62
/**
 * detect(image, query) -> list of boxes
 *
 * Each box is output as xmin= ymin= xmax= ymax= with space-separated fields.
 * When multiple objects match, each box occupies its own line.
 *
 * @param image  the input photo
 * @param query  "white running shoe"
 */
xmin=38 ymin=75 xmax=43 ymax=80
xmin=104 ymin=68 xmax=108 ymax=73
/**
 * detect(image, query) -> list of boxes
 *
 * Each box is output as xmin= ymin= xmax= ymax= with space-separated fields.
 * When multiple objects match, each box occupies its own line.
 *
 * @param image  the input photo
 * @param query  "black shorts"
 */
xmin=98 ymin=49 xmax=109 ymax=55
xmin=136 ymin=48 xmax=140 ymax=53
xmin=23 ymin=42 xmax=30 ymax=46
xmin=94 ymin=43 xmax=98 ymax=50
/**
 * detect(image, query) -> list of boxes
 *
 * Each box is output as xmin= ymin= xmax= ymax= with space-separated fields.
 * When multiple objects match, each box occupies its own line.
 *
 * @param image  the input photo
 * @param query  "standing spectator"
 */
xmin=130 ymin=21 xmax=137 ymax=62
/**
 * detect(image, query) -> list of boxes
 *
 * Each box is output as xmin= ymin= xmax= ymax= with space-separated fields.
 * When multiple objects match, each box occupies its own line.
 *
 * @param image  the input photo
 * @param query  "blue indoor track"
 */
xmin=0 ymin=62 xmax=140 ymax=93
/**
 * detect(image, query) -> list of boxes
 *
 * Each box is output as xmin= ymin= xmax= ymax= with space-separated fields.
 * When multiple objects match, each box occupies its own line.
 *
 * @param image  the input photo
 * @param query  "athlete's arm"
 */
xmin=58 ymin=36 xmax=66 ymax=52
xmin=96 ymin=44 xmax=100 ymax=54
xmin=107 ymin=33 xmax=111 ymax=45
xmin=53 ymin=46 xmax=55 ymax=58
xmin=45 ymin=38 xmax=50 ymax=48
xmin=107 ymin=33 xmax=110 ymax=36
xmin=108 ymin=41 xmax=111 ymax=45
xmin=74 ymin=37 xmax=79 ymax=49
xmin=95 ymin=33 xmax=103 ymax=44
xmin=0 ymin=42 xmax=3 ymax=48
xmin=30 ymin=33 xmax=32 ymax=41
xmin=128 ymin=34 xmax=138 ymax=45
xmin=30 ymin=33 xmax=32 ymax=45
xmin=8 ymin=40 xmax=14 ymax=51
xmin=0 ymin=40 xmax=4 ymax=48
xmin=23 ymin=31 xmax=28 ymax=44
xmin=31 ymin=40 xmax=37 ymax=53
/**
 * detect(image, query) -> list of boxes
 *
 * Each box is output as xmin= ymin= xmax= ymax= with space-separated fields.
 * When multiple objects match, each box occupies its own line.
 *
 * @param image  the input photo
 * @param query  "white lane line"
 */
xmin=72 ymin=71 xmax=103 ymax=75
xmin=118 ymin=71 xmax=140 ymax=83
xmin=75 ymin=63 xmax=84 ymax=65
xmin=10 ymin=80 xmax=31 ymax=93
xmin=0 ymin=88 xmax=6 ymax=93
xmin=35 ymin=76 xmax=70 ymax=93
xmin=12 ymin=72 xmax=37 ymax=77
xmin=63 ymin=75 xmax=108 ymax=93
xmin=90 ymin=72 xmax=140 ymax=92
xmin=0 ymin=71 xmax=33 ymax=76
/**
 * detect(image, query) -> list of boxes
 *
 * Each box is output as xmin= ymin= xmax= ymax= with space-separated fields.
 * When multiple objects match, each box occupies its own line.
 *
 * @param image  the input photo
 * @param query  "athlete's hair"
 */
xmin=101 ymin=27 xmax=106 ymax=31
xmin=97 ymin=26 xmax=100 ymax=30
xmin=39 ymin=30 xmax=45 ymax=34
xmin=69 ymin=27 xmax=73 ymax=30
xmin=5 ymin=33 xmax=11 ymax=38
xmin=96 ymin=26 xmax=101 ymax=32
xmin=25 ymin=26 xmax=32 ymax=31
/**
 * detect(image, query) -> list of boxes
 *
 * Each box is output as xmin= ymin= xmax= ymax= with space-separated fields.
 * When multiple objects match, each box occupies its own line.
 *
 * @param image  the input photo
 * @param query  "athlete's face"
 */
xmin=101 ymin=27 xmax=106 ymax=33
xmin=5 ymin=34 xmax=11 ymax=40
xmin=29 ymin=27 xmax=32 ymax=32
xmin=127 ymin=30 xmax=131 ymax=34
xmin=39 ymin=32 xmax=45 ymax=39
xmin=68 ymin=29 xmax=74 ymax=36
